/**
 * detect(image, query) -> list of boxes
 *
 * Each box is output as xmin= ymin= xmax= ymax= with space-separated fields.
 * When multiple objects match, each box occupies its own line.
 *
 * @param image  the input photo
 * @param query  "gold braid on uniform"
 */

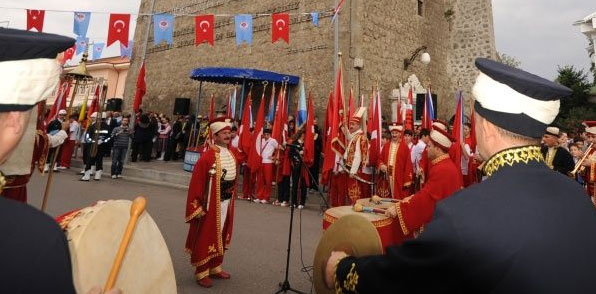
xmin=483 ymin=145 xmax=543 ymax=177
xmin=334 ymin=255 xmax=359 ymax=294
xmin=0 ymin=171 xmax=6 ymax=194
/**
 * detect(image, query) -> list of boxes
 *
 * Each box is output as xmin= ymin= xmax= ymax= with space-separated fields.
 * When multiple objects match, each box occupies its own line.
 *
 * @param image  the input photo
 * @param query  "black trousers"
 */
xmin=291 ymin=166 xmax=307 ymax=206
xmin=131 ymin=141 xmax=152 ymax=162
xmin=277 ymin=176 xmax=290 ymax=203
xmin=84 ymin=145 xmax=104 ymax=171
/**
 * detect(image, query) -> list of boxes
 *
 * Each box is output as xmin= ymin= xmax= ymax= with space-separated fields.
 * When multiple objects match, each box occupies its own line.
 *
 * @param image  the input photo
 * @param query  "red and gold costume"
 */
xmin=185 ymin=144 xmax=241 ymax=281
xmin=377 ymin=139 xmax=413 ymax=199
xmin=394 ymin=154 xmax=463 ymax=243
xmin=586 ymin=148 xmax=596 ymax=203
xmin=343 ymin=129 xmax=369 ymax=204
xmin=328 ymin=156 xmax=348 ymax=207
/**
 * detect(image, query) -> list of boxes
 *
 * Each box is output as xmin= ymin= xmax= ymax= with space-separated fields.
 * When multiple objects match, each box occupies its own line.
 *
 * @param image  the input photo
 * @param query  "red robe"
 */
xmin=344 ymin=131 xmax=369 ymax=205
xmin=376 ymin=139 xmax=413 ymax=200
xmin=585 ymin=149 xmax=596 ymax=205
xmin=185 ymin=145 xmax=242 ymax=279
xmin=393 ymin=154 xmax=463 ymax=244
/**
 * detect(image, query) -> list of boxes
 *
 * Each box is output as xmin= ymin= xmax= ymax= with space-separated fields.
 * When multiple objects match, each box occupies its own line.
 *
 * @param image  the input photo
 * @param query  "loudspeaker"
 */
xmin=106 ymin=98 xmax=123 ymax=112
xmin=415 ymin=93 xmax=437 ymax=121
xmin=174 ymin=98 xmax=191 ymax=115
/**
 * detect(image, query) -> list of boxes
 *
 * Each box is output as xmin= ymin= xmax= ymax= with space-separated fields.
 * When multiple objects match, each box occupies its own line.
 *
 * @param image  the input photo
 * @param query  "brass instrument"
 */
xmin=569 ymin=142 xmax=594 ymax=178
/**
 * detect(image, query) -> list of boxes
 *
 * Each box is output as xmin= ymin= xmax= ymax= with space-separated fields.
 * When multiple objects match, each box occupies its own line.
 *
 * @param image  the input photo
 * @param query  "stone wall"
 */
xmin=124 ymin=0 xmax=496 ymax=123
xmin=446 ymin=0 xmax=497 ymax=118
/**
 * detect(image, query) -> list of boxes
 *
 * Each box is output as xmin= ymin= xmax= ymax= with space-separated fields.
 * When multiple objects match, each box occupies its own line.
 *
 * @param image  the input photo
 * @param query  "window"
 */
xmin=417 ymin=0 xmax=424 ymax=17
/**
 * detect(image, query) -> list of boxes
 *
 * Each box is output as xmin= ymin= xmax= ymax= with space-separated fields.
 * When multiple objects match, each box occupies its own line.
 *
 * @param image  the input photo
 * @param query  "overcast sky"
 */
xmin=1 ymin=1 xmax=595 ymax=80
xmin=492 ymin=0 xmax=596 ymax=80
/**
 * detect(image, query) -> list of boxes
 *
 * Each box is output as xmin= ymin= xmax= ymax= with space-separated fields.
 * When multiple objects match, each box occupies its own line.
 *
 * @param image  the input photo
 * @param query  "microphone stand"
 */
xmin=275 ymin=145 xmax=328 ymax=294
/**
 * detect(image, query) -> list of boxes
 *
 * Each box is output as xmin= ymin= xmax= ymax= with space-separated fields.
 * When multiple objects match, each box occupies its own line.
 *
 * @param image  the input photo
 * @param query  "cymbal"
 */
xmin=313 ymin=214 xmax=383 ymax=294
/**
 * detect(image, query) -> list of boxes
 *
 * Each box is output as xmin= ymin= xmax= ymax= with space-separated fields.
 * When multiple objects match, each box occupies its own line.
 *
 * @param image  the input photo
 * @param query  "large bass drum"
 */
xmin=57 ymin=200 xmax=177 ymax=294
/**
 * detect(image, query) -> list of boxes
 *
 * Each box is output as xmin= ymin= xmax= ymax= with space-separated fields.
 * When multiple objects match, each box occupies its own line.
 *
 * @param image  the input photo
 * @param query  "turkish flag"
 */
xmin=272 ymin=13 xmax=289 ymax=43
xmin=195 ymin=15 xmax=214 ymax=46
xmin=271 ymin=84 xmax=287 ymax=145
xmin=107 ymin=14 xmax=130 ymax=47
xmin=405 ymin=86 xmax=414 ymax=130
xmin=208 ymin=93 xmax=215 ymax=120
xmin=247 ymin=97 xmax=266 ymax=172
xmin=46 ymin=81 xmax=70 ymax=124
xmin=239 ymin=93 xmax=253 ymax=154
xmin=26 ymin=10 xmax=45 ymax=32
xmin=59 ymin=45 xmax=76 ymax=64
xmin=133 ymin=62 xmax=146 ymax=113
xmin=369 ymin=91 xmax=382 ymax=166
xmin=303 ymin=92 xmax=315 ymax=166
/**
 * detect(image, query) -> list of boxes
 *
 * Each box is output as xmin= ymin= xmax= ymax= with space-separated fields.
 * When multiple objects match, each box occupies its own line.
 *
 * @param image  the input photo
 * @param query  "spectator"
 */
xmin=58 ymin=113 xmax=80 ymax=169
xmin=110 ymin=117 xmax=133 ymax=179
xmin=165 ymin=115 xmax=183 ymax=161
xmin=157 ymin=117 xmax=172 ymax=160
xmin=569 ymin=143 xmax=584 ymax=185
xmin=131 ymin=114 xmax=153 ymax=162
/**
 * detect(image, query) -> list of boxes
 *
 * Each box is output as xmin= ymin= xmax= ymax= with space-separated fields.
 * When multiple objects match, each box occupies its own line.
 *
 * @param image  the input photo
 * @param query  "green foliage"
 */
xmin=553 ymin=65 xmax=596 ymax=134
xmin=496 ymin=52 xmax=521 ymax=68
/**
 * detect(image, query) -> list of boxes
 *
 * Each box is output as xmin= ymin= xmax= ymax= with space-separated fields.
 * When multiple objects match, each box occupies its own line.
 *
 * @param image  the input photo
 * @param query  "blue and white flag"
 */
xmin=154 ymin=13 xmax=174 ymax=45
xmin=75 ymin=36 xmax=89 ymax=55
xmin=266 ymin=87 xmax=276 ymax=122
xmin=311 ymin=12 xmax=319 ymax=27
xmin=73 ymin=11 xmax=91 ymax=37
xmin=297 ymin=80 xmax=307 ymax=126
xmin=120 ymin=41 xmax=133 ymax=58
xmin=235 ymin=14 xmax=253 ymax=45
xmin=92 ymin=43 xmax=104 ymax=60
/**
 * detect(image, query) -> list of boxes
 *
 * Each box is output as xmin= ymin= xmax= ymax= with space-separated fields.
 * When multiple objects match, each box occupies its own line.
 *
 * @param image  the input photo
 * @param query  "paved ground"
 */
xmin=28 ymin=169 xmax=327 ymax=294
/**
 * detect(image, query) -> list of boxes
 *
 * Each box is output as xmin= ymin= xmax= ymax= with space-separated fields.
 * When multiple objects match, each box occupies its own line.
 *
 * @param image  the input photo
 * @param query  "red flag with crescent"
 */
xmin=60 ymin=45 xmax=76 ymax=64
xmin=195 ymin=15 xmax=214 ymax=46
xmin=272 ymin=13 xmax=290 ymax=44
xmin=26 ymin=9 xmax=45 ymax=32
xmin=107 ymin=14 xmax=130 ymax=47
xmin=27 ymin=9 xmax=46 ymax=32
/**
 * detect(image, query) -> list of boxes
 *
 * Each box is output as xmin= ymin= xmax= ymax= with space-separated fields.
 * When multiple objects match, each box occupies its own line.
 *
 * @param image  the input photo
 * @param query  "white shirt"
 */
xmin=411 ymin=140 xmax=426 ymax=171
xmin=461 ymin=143 xmax=472 ymax=175
xmin=219 ymin=147 xmax=237 ymax=181
xmin=260 ymin=138 xmax=279 ymax=164
xmin=344 ymin=129 xmax=364 ymax=175
xmin=69 ymin=121 xmax=80 ymax=141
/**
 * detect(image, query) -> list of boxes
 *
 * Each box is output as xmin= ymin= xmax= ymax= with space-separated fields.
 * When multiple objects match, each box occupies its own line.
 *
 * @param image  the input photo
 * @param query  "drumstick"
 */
xmin=371 ymin=195 xmax=399 ymax=203
xmin=353 ymin=203 xmax=387 ymax=215
xmin=104 ymin=197 xmax=147 ymax=292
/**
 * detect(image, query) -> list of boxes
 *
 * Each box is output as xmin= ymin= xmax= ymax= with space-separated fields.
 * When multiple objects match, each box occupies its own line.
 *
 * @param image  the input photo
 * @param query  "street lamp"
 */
xmin=403 ymin=46 xmax=431 ymax=71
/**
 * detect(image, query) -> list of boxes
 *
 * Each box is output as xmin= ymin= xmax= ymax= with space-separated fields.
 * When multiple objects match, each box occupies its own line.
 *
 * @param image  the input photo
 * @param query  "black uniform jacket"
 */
xmin=335 ymin=146 xmax=596 ymax=294
xmin=541 ymin=145 xmax=574 ymax=175
xmin=0 ymin=196 xmax=76 ymax=293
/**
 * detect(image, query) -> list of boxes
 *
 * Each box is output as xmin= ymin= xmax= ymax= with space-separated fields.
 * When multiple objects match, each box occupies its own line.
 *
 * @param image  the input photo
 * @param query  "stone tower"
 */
xmin=446 ymin=0 xmax=497 ymax=117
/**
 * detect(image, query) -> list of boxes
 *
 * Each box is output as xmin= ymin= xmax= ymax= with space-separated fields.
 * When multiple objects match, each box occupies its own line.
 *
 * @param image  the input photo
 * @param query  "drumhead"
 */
xmin=65 ymin=200 xmax=176 ymax=294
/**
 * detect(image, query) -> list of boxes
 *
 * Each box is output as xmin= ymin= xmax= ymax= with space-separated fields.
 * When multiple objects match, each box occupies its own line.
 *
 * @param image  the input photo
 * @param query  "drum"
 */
xmin=57 ymin=200 xmax=177 ymax=294
xmin=184 ymin=146 xmax=203 ymax=172
xmin=323 ymin=204 xmax=398 ymax=250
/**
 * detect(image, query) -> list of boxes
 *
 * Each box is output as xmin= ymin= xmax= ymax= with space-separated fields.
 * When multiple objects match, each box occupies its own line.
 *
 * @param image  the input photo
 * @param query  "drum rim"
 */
xmin=324 ymin=208 xmax=393 ymax=228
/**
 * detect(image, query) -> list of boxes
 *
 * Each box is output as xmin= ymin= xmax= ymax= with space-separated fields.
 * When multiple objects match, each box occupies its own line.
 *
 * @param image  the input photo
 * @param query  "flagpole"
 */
xmin=125 ymin=0 xmax=155 ymax=164
xmin=333 ymin=0 xmax=339 ymax=75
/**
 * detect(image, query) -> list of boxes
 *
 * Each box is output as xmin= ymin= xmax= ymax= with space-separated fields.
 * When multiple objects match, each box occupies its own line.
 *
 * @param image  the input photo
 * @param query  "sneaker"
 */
xmin=272 ymin=200 xmax=280 ymax=206
xmin=260 ymin=199 xmax=268 ymax=204
xmin=117 ymin=175 xmax=122 ymax=178
xmin=280 ymin=201 xmax=289 ymax=207
xmin=253 ymin=199 xmax=260 ymax=203
xmin=298 ymin=205 xmax=304 ymax=209
xmin=111 ymin=175 xmax=117 ymax=179
xmin=57 ymin=166 xmax=67 ymax=170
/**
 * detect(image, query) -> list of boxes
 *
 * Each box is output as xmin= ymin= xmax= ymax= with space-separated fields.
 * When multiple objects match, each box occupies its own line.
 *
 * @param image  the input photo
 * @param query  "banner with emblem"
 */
xmin=75 ymin=36 xmax=89 ymax=55
xmin=235 ymin=14 xmax=253 ymax=46
xmin=92 ymin=43 xmax=104 ymax=60
xmin=73 ymin=11 xmax=91 ymax=37
xmin=154 ymin=13 xmax=174 ymax=45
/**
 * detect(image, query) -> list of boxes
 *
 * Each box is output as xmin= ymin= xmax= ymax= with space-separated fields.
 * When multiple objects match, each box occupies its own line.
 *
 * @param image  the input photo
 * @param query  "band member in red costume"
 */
xmin=185 ymin=117 xmax=242 ymax=288
xmin=377 ymin=123 xmax=413 ymax=199
xmin=385 ymin=125 xmax=463 ymax=242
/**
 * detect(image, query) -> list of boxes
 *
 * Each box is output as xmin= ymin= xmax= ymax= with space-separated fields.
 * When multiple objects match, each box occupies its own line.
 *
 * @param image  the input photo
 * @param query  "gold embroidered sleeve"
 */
xmin=395 ymin=202 xmax=410 ymax=236
xmin=335 ymin=256 xmax=359 ymax=294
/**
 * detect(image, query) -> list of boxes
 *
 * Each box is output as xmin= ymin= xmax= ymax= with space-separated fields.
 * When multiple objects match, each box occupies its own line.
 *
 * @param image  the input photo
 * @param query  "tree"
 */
xmin=497 ymin=52 xmax=521 ymax=68
xmin=553 ymin=65 xmax=596 ymax=133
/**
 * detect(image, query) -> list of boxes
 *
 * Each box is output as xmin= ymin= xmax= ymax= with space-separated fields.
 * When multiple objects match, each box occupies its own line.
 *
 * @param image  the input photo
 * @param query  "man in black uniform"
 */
xmin=326 ymin=58 xmax=596 ymax=293
xmin=0 ymin=28 xmax=121 ymax=294
xmin=81 ymin=112 xmax=111 ymax=181
xmin=541 ymin=126 xmax=574 ymax=175
xmin=0 ymin=27 xmax=77 ymax=294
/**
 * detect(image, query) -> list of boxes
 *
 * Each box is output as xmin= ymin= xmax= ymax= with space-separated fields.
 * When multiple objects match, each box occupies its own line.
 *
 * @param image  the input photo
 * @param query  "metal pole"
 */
xmin=239 ymin=79 xmax=246 ymax=120
xmin=334 ymin=0 xmax=339 ymax=75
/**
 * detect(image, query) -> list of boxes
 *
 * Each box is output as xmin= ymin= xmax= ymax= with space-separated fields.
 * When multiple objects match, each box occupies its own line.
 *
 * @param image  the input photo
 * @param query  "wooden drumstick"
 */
xmin=104 ymin=197 xmax=147 ymax=292
xmin=353 ymin=203 xmax=387 ymax=215
xmin=371 ymin=195 xmax=399 ymax=203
